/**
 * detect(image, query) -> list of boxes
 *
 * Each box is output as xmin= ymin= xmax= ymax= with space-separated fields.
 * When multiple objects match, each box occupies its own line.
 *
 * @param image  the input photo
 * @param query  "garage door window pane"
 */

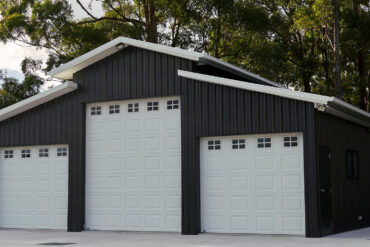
xmin=258 ymin=138 xmax=271 ymax=148
xmin=128 ymin=103 xmax=139 ymax=112
xmin=147 ymin=102 xmax=159 ymax=111
xmin=21 ymin=149 xmax=31 ymax=158
xmin=109 ymin=105 xmax=120 ymax=114
xmin=57 ymin=147 xmax=68 ymax=157
xmin=4 ymin=150 xmax=13 ymax=159
xmin=167 ymin=100 xmax=179 ymax=110
xmin=208 ymin=140 xmax=221 ymax=150
xmin=91 ymin=106 xmax=101 ymax=115
xmin=232 ymin=139 xmax=246 ymax=149
xmin=284 ymin=136 xmax=298 ymax=147
xmin=39 ymin=148 xmax=49 ymax=157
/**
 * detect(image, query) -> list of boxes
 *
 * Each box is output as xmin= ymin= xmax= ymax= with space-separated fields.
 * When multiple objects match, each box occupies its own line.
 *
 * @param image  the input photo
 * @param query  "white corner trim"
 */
xmin=0 ymin=81 xmax=78 ymax=122
xmin=178 ymin=70 xmax=331 ymax=105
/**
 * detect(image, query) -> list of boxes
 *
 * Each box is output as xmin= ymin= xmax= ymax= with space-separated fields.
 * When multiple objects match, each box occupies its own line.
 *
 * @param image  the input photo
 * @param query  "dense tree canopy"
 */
xmin=0 ymin=0 xmax=369 ymax=111
xmin=0 ymin=58 xmax=44 ymax=108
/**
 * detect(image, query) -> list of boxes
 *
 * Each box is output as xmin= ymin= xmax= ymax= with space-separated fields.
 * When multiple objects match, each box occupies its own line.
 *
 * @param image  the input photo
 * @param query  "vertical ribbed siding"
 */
xmin=315 ymin=112 xmax=370 ymax=234
xmin=0 ymin=46 xmax=319 ymax=236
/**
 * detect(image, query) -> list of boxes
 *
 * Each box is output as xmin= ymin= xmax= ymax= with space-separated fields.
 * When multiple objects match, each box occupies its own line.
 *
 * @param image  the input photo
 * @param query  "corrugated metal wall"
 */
xmin=315 ymin=111 xmax=370 ymax=234
xmin=0 ymin=46 xmax=319 ymax=236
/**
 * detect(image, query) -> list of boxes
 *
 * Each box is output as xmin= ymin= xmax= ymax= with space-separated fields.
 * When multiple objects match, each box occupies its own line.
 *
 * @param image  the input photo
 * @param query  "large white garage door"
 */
xmin=0 ymin=145 xmax=68 ymax=229
xmin=201 ymin=133 xmax=305 ymax=235
xmin=86 ymin=97 xmax=181 ymax=232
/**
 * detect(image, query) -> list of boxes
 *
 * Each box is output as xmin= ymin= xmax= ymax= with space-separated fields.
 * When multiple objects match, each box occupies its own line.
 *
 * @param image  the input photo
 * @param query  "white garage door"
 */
xmin=0 ymin=145 xmax=68 ymax=229
xmin=86 ymin=97 xmax=181 ymax=232
xmin=201 ymin=133 xmax=305 ymax=235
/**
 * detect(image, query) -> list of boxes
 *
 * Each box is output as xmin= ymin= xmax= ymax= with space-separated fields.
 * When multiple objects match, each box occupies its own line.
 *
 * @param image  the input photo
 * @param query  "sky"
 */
xmin=0 ymin=0 xmax=104 ymax=88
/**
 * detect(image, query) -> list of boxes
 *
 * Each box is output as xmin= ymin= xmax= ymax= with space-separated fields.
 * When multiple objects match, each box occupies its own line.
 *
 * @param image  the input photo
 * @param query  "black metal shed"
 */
xmin=0 ymin=37 xmax=369 ymax=237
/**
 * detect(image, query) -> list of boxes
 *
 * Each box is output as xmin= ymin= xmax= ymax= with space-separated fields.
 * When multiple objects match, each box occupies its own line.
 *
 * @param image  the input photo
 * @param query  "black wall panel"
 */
xmin=315 ymin=111 xmax=370 ymax=234
xmin=0 ymin=47 xmax=319 ymax=236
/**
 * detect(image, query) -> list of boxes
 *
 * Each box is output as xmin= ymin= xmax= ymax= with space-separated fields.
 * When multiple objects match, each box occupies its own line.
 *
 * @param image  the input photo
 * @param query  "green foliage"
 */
xmin=0 ymin=62 xmax=43 ymax=108
xmin=0 ymin=0 xmax=369 ymax=111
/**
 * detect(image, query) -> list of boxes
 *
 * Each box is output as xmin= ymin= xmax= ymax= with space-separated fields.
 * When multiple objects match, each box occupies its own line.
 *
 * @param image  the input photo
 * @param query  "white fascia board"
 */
xmin=48 ymin=37 xmax=203 ymax=80
xmin=178 ymin=70 xmax=331 ymax=105
xmin=48 ymin=38 xmax=125 ymax=80
xmin=0 ymin=81 xmax=78 ymax=122
xmin=118 ymin=37 xmax=203 ymax=61
xmin=178 ymin=70 xmax=370 ymax=127
xmin=48 ymin=36 xmax=283 ymax=89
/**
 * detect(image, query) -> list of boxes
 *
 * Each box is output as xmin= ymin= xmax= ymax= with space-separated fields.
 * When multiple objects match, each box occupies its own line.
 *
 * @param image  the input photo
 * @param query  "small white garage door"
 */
xmin=86 ymin=97 xmax=181 ymax=232
xmin=201 ymin=133 xmax=305 ymax=235
xmin=0 ymin=145 xmax=68 ymax=229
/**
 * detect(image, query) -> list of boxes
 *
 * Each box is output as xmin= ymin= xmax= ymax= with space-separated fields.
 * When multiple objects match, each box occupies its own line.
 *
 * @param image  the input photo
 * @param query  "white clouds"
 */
xmin=0 ymin=43 xmax=48 ymax=73
xmin=70 ymin=0 xmax=104 ymax=19
xmin=0 ymin=0 xmax=103 ymax=90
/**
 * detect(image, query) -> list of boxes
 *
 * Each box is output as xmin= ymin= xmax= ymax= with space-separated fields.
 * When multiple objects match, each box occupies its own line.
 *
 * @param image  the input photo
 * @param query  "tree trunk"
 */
xmin=322 ymin=48 xmax=331 ymax=94
xmin=358 ymin=49 xmax=367 ymax=110
xmin=368 ymin=70 xmax=370 ymax=112
xmin=303 ymin=75 xmax=311 ymax=93
xmin=332 ymin=0 xmax=342 ymax=99
xmin=352 ymin=0 xmax=368 ymax=111
xmin=144 ymin=0 xmax=158 ymax=43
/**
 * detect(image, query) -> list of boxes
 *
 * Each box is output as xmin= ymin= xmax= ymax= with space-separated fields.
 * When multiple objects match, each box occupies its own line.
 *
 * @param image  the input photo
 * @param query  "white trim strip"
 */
xmin=178 ymin=70 xmax=332 ymax=105
xmin=47 ymin=36 xmax=281 ymax=87
xmin=177 ymin=70 xmax=370 ymax=127
xmin=48 ymin=37 xmax=203 ymax=80
xmin=0 ymin=81 xmax=78 ymax=122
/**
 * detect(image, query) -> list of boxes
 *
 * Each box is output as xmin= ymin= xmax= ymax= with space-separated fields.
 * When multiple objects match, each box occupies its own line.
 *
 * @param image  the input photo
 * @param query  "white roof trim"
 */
xmin=48 ymin=37 xmax=203 ymax=80
xmin=178 ymin=70 xmax=331 ymax=104
xmin=48 ymin=36 xmax=279 ymax=87
xmin=0 ymin=81 xmax=78 ymax=122
xmin=178 ymin=70 xmax=370 ymax=128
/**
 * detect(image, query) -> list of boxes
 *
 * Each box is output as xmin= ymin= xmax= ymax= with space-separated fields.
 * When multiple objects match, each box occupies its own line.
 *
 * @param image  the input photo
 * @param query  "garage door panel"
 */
xmin=86 ymin=97 xmax=181 ymax=232
xmin=201 ymin=133 xmax=305 ymax=235
xmin=0 ymin=145 xmax=68 ymax=230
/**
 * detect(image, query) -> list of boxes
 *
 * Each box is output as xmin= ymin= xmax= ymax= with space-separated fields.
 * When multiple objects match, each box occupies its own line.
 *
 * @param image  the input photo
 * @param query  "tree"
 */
xmin=0 ymin=58 xmax=44 ymax=109
xmin=341 ymin=0 xmax=370 ymax=110
xmin=0 ymin=0 xmax=369 ymax=111
xmin=332 ymin=0 xmax=342 ymax=99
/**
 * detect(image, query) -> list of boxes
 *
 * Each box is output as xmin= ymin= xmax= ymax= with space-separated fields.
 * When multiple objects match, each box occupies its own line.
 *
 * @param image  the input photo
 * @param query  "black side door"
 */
xmin=318 ymin=145 xmax=333 ymax=236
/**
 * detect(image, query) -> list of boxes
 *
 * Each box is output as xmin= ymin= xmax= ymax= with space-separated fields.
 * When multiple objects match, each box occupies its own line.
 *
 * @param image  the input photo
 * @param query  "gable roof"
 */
xmin=48 ymin=36 xmax=283 ymax=88
xmin=0 ymin=81 xmax=78 ymax=122
xmin=2 ymin=38 xmax=367 ymax=128
xmin=178 ymin=70 xmax=370 ymax=128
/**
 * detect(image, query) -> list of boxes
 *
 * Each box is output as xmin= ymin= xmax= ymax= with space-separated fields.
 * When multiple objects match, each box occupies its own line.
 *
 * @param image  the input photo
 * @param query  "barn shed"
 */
xmin=0 ymin=37 xmax=369 ymax=237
